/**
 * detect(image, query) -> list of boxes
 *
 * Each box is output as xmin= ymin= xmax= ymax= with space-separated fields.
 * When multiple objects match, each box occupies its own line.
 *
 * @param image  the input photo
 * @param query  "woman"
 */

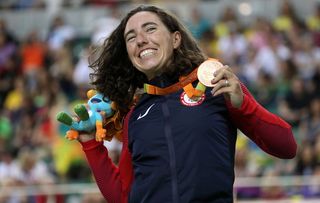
xmin=78 ymin=5 xmax=297 ymax=203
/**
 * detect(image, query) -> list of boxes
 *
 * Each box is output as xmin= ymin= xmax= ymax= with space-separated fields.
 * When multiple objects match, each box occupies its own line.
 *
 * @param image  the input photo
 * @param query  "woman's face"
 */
xmin=124 ymin=11 xmax=181 ymax=79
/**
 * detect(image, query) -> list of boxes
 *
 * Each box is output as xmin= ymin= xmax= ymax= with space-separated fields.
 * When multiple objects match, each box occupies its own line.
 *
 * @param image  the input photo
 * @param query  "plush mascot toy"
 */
xmin=56 ymin=90 xmax=121 ymax=142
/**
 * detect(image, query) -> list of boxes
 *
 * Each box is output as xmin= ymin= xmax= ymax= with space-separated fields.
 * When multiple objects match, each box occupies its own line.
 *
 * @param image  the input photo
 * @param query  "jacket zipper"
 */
xmin=161 ymin=96 xmax=179 ymax=203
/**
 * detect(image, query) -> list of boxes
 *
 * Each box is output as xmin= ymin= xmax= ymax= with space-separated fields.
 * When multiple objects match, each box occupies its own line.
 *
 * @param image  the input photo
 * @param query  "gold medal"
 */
xmin=197 ymin=59 xmax=224 ymax=87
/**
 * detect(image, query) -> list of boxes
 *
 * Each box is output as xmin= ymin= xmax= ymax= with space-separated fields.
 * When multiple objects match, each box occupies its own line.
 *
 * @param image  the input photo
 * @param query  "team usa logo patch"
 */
xmin=180 ymin=92 xmax=205 ymax=106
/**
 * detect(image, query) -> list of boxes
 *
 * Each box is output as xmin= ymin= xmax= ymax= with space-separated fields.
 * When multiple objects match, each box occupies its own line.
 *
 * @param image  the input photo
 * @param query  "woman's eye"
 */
xmin=147 ymin=27 xmax=156 ymax=32
xmin=127 ymin=36 xmax=135 ymax=42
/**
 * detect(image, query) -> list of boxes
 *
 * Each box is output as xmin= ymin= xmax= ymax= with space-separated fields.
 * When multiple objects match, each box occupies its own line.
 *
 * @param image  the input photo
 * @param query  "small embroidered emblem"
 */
xmin=180 ymin=92 xmax=205 ymax=106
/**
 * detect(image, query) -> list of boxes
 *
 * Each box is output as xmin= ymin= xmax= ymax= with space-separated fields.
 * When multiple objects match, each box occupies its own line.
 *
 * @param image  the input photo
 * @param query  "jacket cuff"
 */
xmin=80 ymin=139 xmax=103 ymax=151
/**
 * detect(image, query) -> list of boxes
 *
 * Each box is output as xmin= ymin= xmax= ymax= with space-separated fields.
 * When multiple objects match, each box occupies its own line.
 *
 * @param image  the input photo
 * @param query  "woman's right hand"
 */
xmin=71 ymin=116 xmax=95 ymax=143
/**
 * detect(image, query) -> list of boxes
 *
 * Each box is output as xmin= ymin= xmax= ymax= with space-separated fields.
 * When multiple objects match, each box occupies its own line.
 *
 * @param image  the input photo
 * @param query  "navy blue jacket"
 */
xmin=128 ymin=75 xmax=237 ymax=203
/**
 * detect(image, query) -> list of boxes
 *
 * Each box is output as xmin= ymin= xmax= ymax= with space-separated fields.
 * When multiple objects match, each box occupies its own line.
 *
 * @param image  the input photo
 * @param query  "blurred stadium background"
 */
xmin=0 ymin=0 xmax=320 ymax=202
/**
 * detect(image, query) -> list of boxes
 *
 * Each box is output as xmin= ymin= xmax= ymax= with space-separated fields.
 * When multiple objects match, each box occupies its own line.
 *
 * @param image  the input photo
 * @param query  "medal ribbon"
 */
xmin=144 ymin=67 xmax=207 ymax=98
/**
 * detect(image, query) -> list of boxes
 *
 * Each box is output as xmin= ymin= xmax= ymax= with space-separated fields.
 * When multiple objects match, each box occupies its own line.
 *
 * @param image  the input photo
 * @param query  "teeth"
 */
xmin=140 ymin=49 xmax=155 ymax=58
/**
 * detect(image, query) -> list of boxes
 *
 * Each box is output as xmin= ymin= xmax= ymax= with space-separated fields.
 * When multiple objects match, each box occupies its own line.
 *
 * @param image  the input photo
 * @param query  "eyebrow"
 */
xmin=124 ymin=22 xmax=158 ymax=40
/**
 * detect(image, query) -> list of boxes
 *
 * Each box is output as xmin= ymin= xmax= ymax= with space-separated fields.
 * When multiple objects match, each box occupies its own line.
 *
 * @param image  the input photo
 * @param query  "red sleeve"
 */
xmin=80 ymin=109 xmax=134 ymax=203
xmin=118 ymin=109 xmax=134 ymax=202
xmin=80 ymin=139 xmax=122 ymax=202
xmin=226 ymin=83 xmax=297 ymax=159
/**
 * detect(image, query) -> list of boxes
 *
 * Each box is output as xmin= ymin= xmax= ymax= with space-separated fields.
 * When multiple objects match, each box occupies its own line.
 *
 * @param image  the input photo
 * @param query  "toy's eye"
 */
xmin=91 ymin=98 xmax=101 ymax=103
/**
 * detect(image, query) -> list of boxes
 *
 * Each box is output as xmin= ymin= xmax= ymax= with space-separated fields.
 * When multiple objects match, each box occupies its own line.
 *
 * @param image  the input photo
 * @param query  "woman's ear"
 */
xmin=172 ymin=31 xmax=181 ymax=49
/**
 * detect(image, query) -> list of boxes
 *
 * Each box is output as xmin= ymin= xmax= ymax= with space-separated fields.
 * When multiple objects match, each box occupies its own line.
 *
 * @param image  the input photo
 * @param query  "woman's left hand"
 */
xmin=210 ymin=65 xmax=244 ymax=109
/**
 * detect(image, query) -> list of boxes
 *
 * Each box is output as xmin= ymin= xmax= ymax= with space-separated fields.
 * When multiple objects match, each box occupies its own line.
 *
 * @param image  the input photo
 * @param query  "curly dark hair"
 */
xmin=90 ymin=5 xmax=206 ymax=113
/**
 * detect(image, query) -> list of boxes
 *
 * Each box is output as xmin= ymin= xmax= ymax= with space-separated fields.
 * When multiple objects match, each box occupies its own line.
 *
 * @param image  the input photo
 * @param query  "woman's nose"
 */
xmin=136 ymin=33 xmax=148 ymax=47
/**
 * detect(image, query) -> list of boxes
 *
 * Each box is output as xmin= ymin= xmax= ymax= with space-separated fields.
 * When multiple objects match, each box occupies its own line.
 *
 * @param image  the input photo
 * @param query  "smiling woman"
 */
xmin=89 ymin=5 xmax=205 ymax=112
xmin=75 ymin=5 xmax=297 ymax=203
xmin=124 ymin=12 xmax=181 ymax=79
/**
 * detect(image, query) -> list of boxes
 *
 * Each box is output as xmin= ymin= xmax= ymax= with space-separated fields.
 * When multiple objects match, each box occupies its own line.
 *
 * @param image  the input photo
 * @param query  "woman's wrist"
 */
xmin=78 ymin=132 xmax=95 ymax=143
